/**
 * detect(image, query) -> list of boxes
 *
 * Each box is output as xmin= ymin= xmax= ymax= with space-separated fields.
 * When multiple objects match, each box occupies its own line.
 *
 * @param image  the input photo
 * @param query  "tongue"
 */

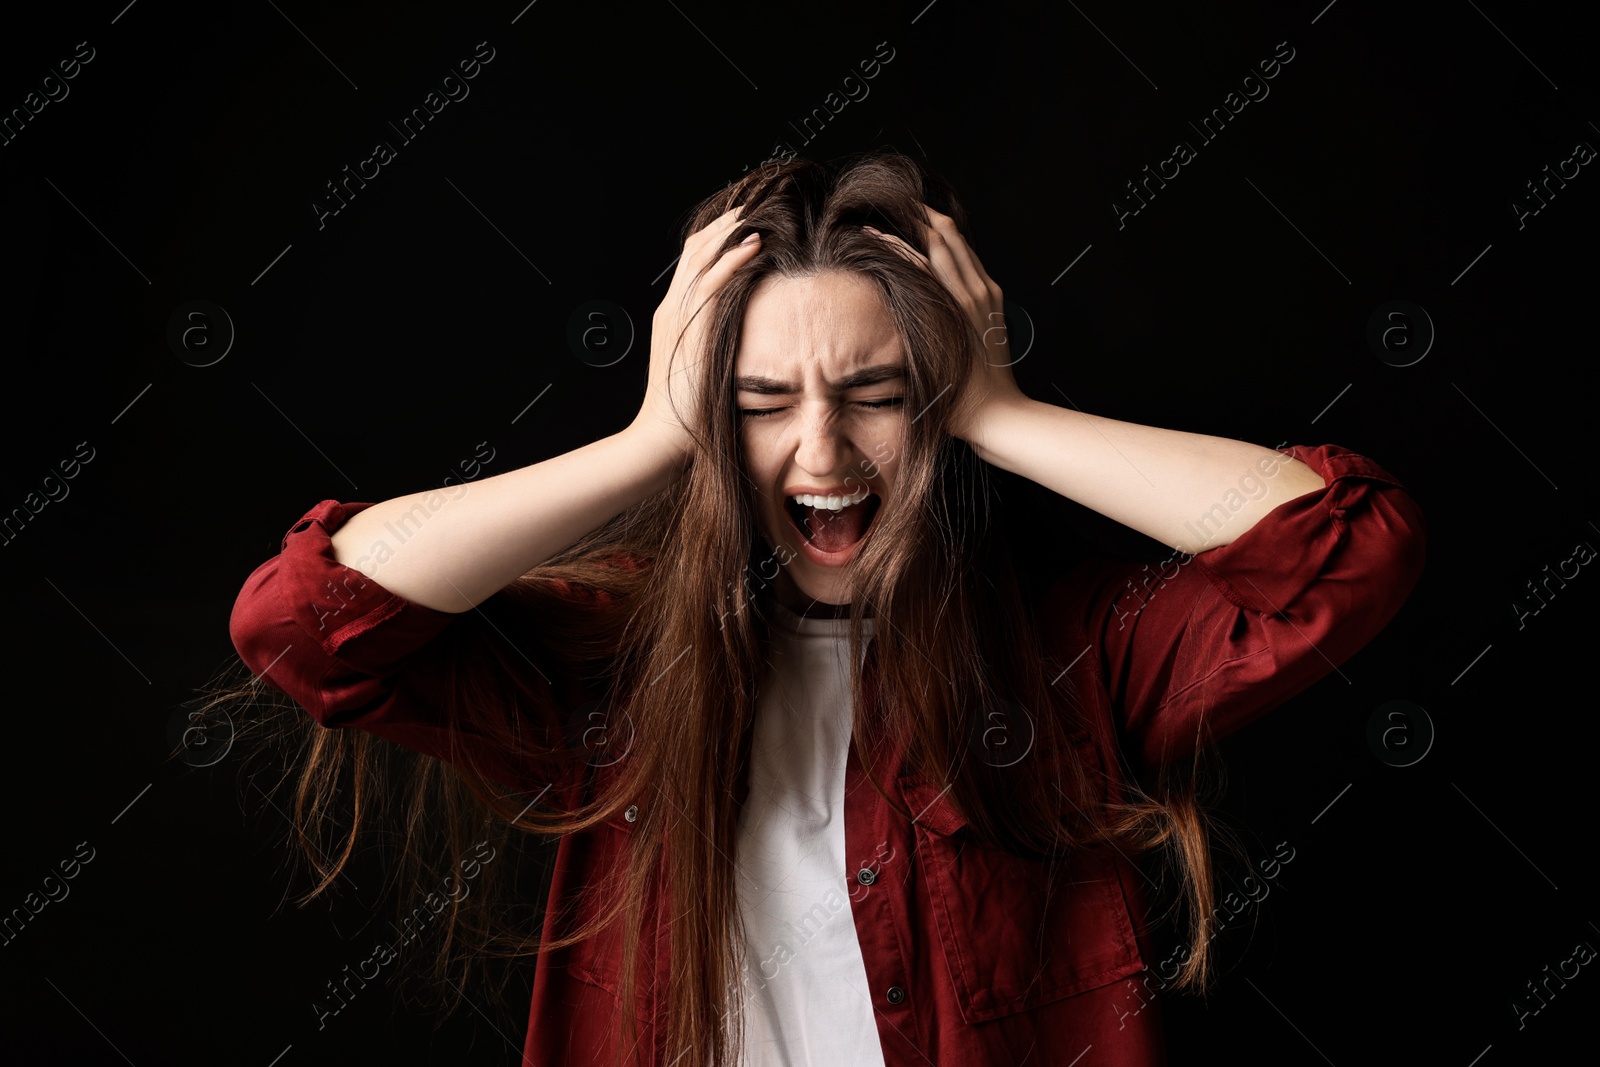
xmin=808 ymin=502 xmax=869 ymax=552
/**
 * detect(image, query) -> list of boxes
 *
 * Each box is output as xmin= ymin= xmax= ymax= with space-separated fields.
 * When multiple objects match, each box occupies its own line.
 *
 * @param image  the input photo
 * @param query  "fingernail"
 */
xmin=740 ymin=231 xmax=760 ymax=245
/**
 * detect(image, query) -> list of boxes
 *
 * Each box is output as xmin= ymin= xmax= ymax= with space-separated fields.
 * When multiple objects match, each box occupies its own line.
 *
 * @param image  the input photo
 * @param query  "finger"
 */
xmin=705 ymin=204 xmax=746 ymax=231
xmin=679 ymin=231 xmax=762 ymax=317
xmin=916 ymin=205 xmax=995 ymax=286
xmin=923 ymin=230 xmax=980 ymax=302
xmin=680 ymin=209 xmax=747 ymax=272
xmin=921 ymin=212 xmax=989 ymax=299
xmin=671 ymin=215 xmax=753 ymax=303
xmin=701 ymin=230 xmax=764 ymax=291
xmin=876 ymin=219 xmax=975 ymax=311
xmin=862 ymin=226 xmax=932 ymax=273
xmin=866 ymin=215 xmax=978 ymax=303
xmin=684 ymin=209 xmax=747 ymax=264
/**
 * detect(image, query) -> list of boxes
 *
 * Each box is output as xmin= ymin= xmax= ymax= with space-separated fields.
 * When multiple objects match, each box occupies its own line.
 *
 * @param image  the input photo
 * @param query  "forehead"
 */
xmin=735 ymin=271 xmax=903 ymax=380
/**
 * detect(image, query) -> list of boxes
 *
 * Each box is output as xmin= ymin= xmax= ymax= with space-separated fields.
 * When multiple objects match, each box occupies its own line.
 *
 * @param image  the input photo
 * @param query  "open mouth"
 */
xmin=784 ymin=492 xmax=883 ymax=555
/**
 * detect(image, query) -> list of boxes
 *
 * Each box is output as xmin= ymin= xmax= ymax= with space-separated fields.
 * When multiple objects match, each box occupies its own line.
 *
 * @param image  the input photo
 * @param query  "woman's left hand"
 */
xmin=863 ymin=207 xmax=1027 ymax=443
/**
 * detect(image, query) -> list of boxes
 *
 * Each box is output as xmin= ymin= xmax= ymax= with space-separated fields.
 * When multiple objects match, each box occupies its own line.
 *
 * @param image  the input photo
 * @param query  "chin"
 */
xmin=756 ymin=524 xmax=851 ymax=610
xmin=789 ymin=573 xmax=852 ymax=607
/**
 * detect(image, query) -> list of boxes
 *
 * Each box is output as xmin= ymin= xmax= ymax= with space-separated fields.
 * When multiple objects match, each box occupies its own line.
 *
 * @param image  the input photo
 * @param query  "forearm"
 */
xmin=330 ymin=421 xmax=682 ymax=612
xmin=966 ymin=397 xmax=1327 ymax=555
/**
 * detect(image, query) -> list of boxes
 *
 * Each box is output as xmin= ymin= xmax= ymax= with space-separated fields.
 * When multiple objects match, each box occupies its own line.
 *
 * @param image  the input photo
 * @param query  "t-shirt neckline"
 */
xmin=769 ymin=601 xmax=876 ymax=637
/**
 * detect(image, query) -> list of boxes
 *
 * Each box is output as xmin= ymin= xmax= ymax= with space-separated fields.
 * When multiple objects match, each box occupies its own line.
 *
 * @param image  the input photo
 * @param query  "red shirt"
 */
xmin=229 ymin=443 xmax=1426 ymax=1065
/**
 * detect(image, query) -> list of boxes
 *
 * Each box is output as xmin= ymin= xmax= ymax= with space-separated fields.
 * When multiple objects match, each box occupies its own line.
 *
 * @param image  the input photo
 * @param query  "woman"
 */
xmin=226 ymin=151 xmax=1425 ymax=1065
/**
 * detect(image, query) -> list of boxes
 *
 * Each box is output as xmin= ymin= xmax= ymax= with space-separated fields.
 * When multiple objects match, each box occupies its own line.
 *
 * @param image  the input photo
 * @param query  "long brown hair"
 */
xmin=196 ymin=150 xmax=1218 ymax=1067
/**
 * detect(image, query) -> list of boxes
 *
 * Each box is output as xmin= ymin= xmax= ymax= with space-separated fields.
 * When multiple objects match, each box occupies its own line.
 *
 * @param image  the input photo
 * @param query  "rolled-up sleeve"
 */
xmin=229 ymin=500 xmax=457 ymax=724
xmin=229 ymin=499 xmax=580 ymax=801
xmin=1046 ymin=444 xmax=1427 ymax=769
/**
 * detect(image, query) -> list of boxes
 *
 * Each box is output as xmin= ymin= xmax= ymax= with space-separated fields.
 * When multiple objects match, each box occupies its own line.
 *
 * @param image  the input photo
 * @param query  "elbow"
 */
xmin=228 ymin=561 xmax=281 ymax=679
xmin=1344 ymin=485 xmax=1427 ymax=633
xmin=228 ymin=558 xmax=330 ymax=723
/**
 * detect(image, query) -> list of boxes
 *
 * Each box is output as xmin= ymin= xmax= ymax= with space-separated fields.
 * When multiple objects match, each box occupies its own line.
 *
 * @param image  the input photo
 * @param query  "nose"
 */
xmin=792 ymin=401 xmax=852 ymax=480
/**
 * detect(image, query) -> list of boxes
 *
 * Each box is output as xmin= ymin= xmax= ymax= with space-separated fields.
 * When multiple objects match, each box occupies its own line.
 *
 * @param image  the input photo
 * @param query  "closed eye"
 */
xmin=738 ymin=397 xmax=904 ymax=418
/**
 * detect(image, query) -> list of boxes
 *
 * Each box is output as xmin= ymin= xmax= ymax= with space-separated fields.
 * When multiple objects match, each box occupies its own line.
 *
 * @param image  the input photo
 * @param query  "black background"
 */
xmin=2 ymin=1 xmax=1596 ymax=1063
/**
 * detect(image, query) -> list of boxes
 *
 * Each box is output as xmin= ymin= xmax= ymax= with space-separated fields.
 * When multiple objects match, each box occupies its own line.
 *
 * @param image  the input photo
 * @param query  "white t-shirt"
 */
xmin=731 ymin=603 xmax=887 ymax=1067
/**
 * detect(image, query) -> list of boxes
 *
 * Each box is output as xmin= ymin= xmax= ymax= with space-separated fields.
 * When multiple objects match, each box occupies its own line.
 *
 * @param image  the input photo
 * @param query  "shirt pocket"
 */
xmin=562 ymin=797 xmax=645 ymax=998
xmin=899 ymin=741 xmax=1146 ymax=1022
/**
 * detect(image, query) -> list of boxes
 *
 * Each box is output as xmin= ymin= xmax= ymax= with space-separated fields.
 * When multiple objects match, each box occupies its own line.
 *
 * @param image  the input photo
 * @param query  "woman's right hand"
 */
xmin=631 ymin=207 xmax=762 ymax=459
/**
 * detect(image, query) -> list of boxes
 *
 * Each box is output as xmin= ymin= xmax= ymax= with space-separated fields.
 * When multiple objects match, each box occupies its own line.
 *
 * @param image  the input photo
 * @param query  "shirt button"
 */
xmin=856 ymin=867 xmax=877 ymax=886
xmin=886 ymin=985 xmax=906 ymax=1005
xmin=624 ymin=805 xmax=638 ymax=823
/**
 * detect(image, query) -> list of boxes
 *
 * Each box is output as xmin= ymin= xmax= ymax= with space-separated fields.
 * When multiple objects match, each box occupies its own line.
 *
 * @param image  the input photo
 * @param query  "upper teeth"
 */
xmin=791 ymin=489 xmax=870 ymax=511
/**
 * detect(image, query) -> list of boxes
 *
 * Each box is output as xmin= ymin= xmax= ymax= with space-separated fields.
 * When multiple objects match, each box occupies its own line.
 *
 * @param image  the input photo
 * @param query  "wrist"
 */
xmin=620 ymin=414 xmax=693 ymax=477
xmin=958 ymin=389 xmax=1035 ymax=460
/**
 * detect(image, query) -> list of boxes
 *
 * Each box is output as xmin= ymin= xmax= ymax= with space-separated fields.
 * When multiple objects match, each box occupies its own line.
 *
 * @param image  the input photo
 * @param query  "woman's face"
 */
xmin=734 ymin=270 xmax=907 ymax=611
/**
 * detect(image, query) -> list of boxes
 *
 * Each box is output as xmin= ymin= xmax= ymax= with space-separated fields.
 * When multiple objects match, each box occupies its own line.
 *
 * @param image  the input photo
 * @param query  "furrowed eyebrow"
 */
xmin=734 ymin=364 xmax=905 ymax=395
